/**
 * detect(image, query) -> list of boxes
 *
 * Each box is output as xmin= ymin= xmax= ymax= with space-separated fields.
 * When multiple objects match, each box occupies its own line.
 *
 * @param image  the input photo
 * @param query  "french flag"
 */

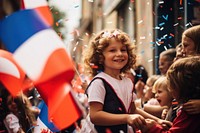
xmin=0 ymin=0 xmax=83 ymax=130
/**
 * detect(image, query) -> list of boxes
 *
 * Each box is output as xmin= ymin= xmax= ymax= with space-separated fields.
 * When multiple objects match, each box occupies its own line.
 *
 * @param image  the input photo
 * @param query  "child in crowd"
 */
xmin=152 ymin=76 xmax=174 ymax=121
xmin=0 ymin=84 xmax=37 ymax=133
xmin=174 ymin=43 xmax=182 ymax=61
xmin=178 ymin=25 xmax=200 ymax=115
xmin=143 ymin=56 xmax=200 ymax=133
xmin=81 ymin=29 xmax=171 ymax=133
xmin=181 ymin=25 xmax=200 ymax=57
xmin=135 ymin=75 xmax=160 ymax=109
xmin=158 ymin=48 xmax=176 ymax=75
xmin=143 ymin=75 xmax=161 ymax=106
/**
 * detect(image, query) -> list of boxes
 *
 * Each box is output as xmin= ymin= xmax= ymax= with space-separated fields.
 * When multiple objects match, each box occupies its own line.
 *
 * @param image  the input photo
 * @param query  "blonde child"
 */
xmin=82 ymin=29 xmax=171 ymax=133
xmin=152 ymin=76 xmax=174 ymax=121
xmin=143 ymin=56 xmax=200 ymax=133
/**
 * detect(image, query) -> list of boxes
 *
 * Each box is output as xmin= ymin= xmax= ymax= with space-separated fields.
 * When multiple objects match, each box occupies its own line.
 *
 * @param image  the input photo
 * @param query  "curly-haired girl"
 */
xmin=81 ymin=29 xmax=171 ymax=133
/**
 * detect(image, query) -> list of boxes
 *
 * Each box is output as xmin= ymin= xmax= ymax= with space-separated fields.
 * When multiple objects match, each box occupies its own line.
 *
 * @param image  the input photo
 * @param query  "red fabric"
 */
xmin=20 ymin=0 xmax=25 ymax=9
xmin=0 ymin=50 xmax=26 ymax=96
xmin=147 ymin=109 xmax=200 ymax=133
xmin=36 ymin=79 xmax=83 ymax=130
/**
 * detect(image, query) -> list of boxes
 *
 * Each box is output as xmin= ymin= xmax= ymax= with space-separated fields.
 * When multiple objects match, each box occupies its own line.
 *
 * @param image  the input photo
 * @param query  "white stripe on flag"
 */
xmin=13 ymin=29 xmax=66 ymax=81
xmin=23 ymin=0 xmax=48 ymax=9
xmin=0 ymin=57 xmax=20 ymax=78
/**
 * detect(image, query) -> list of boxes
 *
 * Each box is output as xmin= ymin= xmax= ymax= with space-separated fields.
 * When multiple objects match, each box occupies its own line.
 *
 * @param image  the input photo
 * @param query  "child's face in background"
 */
xmin=144 ymin=78 xmax=155 ymax=100
xmin=7 ymin=95 xmax=18 ymax=113
xmin=103 ymin=38 xmax=128 ymax=74
xmin=159 ymin=55 xmax=172 ymax=75
xmin=181 ymin=35 xmax=196 ymax=56
xmin=154 ymin=85 xmax=173 ymax=107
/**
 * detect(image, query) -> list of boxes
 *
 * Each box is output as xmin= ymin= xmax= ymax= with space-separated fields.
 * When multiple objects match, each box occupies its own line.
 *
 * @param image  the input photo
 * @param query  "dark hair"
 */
xmin=167 ymin=56 xmax=200 ymax=103
xmin=134 ymin=65 xmax=148 ymax=84
xmin=160 ymin=48 xmax=176 ymax=62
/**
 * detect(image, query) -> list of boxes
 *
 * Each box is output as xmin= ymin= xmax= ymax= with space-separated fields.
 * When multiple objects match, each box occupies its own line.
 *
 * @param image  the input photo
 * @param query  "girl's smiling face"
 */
xmin=103 ymin=38 xmax=128 ymax=76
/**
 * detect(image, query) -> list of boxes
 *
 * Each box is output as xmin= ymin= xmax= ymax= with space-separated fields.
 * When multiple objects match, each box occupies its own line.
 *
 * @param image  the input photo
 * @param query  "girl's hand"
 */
xmin=157 ymin=119 xmax=172 ymax=130
xmin=127 ymin=114 xmax=146 ymax=130
xmin=141 ymin=119 xmax=156 ymax=133
xmin=183 ymin=100 xmax=200 ymax=114
xmin=161 ymin=108 xmax=168 ymax=120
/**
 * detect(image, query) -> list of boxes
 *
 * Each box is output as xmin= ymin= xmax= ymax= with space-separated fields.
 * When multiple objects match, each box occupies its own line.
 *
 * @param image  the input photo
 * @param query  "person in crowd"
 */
xmin=143 ymin=75 xmax=161 ymax=106
xmin=81 ymin=29 xmax=171 ymax=133
xmin=177 ymin=25 xmax=200 ymax=115
xmin=158 ymin=48 xmax=176 ymax=75
xmin=0 ymin=83 xmax=37 ymax=133
xmin=134 ymin=65 xmax=148 ymax=105
xmin=142 ymin=56 xmax=200 ymax=133
xmin=152 ymin=76 xmax=174 ymax=121
xmin=174 ymin=43 xmax=182 ymax=61
xmin=181 ymin=25 xmax=200 ymax=57
xmin=135 ymin=74 xmax=160 ymax=109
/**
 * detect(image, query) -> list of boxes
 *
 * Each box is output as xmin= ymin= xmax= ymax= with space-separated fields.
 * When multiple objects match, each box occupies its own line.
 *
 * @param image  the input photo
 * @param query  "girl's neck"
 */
xmin=105 ymin=72 xmax=121 ymax=80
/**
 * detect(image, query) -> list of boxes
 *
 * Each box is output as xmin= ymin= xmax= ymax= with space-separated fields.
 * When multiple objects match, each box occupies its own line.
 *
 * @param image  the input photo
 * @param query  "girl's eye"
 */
xmin=109 ymin=49 xmax=116 ymax=52
xmin=121 ymin=49 xmax=127 ymax=52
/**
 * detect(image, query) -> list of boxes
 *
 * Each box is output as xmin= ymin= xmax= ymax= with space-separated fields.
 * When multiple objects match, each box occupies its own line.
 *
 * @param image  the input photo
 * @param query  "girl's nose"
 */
xmin=155 ymin=93 xmax=158 ymax=98
xmin=116 ymin=50 xmax=122 ymax=56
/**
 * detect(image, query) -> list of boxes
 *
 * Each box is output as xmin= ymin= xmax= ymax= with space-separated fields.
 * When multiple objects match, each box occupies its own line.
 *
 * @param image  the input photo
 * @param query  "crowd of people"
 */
xmin=1 ymin=12 xmax=200 ymax=133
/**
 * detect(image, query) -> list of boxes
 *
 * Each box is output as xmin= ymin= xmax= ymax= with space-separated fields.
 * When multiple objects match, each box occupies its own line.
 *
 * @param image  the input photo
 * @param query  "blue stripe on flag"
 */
xmin=0 ymin=9 xmax=51 ymax=53
xmin=37 ymin=100 xmax=60 ymax=132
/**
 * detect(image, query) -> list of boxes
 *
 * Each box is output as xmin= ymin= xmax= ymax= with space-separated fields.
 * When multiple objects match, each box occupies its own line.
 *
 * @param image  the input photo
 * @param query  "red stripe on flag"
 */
xmin=34 ymin=48 xmax=74 ymax=84
xmin=35 ymin=6 xmax=54 ymax=26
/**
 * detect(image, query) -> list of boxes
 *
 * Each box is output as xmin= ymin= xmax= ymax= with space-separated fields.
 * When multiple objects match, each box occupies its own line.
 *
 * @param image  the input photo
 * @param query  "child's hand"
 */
xmin=127 ymin=114 xmax=146 ymax=130
xmin=161 ymin=108 xmax=168 ymax=119
xmin=157 ymin=119 xmax=172 ymax=130
xmin=141 ymin=119 xmax=156 ymax=133
xmin=183 ymin=100 xmax=200 ymax=114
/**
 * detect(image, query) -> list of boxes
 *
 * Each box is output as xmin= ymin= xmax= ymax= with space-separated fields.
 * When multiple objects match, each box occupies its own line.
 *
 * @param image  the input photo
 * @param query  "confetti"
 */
xmin=169 ymin=33 xmax=174 ymax=37
xmin=140 ymin=36 xmax=146 ymax=40
xmin=164 ymin=46 xmax=167 ymax=50
xmin=159 ymin=1 xmax=164 ymax=4
xmin=180 ymin=0 xmax=183 ymax=5
xmin=74 ymin=5 xmax=79 ymax=8
xmin=148 ymin=59 xmax=153 ymax=62
xmin=173 ymin=23 xmax=179 ymax=26
xmin=159 ymin=22 xmax=165 ymax=27
xmin=138 ymin=20 xmax=143 ymax=24
xmin=162 ymin=15 xmax=168 ymax=20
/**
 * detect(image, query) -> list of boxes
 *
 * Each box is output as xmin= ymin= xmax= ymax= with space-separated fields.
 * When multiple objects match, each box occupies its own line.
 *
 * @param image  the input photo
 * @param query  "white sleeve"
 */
xmin=4 ymin=114 xmax=21 ymax=133
xmin=87 ymin=79 xmax=106 ymax=104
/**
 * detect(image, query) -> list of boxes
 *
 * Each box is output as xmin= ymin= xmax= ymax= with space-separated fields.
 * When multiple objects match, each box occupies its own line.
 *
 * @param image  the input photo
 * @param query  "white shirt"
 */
xmin=87 ymin=72 xmax=134 ymax=112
